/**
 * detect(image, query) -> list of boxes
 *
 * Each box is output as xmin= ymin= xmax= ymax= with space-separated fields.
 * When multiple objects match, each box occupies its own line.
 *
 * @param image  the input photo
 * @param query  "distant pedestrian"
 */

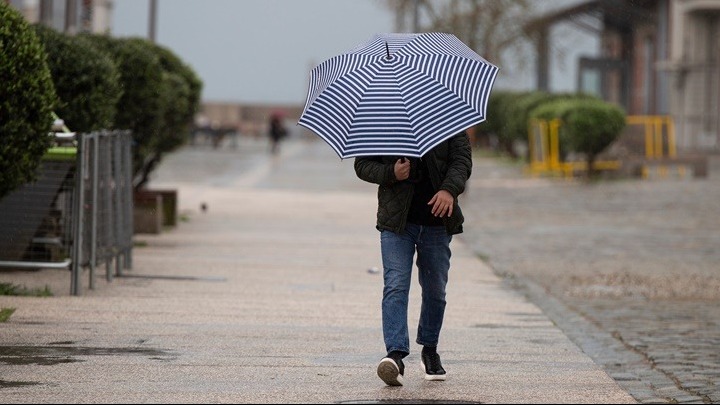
xmin=268 ymin=113 xmax=287 ymax=154
xmin=354 ymin=131 xmax=473 ymax=386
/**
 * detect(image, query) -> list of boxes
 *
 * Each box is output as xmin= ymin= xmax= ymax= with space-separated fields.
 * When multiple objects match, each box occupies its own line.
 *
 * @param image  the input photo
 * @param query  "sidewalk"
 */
xmin=0 ymin=136 xmax=636 ymax=404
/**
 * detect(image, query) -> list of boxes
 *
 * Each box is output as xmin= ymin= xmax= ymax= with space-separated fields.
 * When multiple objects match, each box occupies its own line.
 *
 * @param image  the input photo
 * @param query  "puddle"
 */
xmin=0 ymin=345 xmax=175 ymax=366
xmin=0 ymin=380 xmax=41 ymax=388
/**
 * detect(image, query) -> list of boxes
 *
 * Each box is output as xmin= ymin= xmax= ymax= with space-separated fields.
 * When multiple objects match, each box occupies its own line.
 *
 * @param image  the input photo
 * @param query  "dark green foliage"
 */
xmin=80 ymin=34 xmax=167 ymax=184
xmin=33 ymin=24 xmax=121 ymax=132
xmin=563 ymin=100 xmax=626 ymax=165
xmin=79 ymin=34 xmax=202 ymax=189
xmin=477 ymin=90 xmax=526 ymax=156
xmin=149 ymin=41 xmax=203 ymax=134
xmin=529 ymin=97 xmax=626 ymax=177
xmin=503 ymin=91 xmax=551 ymax=145
xmin=528 ymin=98 xmax=576 ymax=160
xmin=130 ymin=39 xmax=203 ymax=188
xmin=477 ymin=90 xmax=521 ymax=138
xmin=0 ymin=3 xmax=57 ymax=199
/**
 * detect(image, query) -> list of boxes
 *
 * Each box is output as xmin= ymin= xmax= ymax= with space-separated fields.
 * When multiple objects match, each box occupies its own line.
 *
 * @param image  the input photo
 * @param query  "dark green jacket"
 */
xmin=354 ymin=132 xmax=472 ymax=235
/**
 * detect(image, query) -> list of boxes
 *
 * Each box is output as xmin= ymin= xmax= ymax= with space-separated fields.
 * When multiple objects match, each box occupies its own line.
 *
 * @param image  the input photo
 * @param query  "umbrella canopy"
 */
xmin=297 ymin=32 xmax=499 ymax=159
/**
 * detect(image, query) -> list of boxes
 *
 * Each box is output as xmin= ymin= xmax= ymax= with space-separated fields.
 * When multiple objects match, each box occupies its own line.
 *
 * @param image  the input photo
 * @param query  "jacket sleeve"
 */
xmin=354 ymin=156 xmax=398 ymax=186
xmin=439 ymin=133 xmax=472 ymax=199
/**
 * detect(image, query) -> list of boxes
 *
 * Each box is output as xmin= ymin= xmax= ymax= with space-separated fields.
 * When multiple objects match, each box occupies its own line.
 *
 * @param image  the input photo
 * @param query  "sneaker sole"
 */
xmin=377 ymin=358 xmax=403 ymax=386
xmin=420 ymin=359 xmax=447 ymax=381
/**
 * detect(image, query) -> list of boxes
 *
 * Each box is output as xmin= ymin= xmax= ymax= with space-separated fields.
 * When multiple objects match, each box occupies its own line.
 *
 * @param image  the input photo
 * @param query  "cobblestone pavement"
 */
xmin=458 ymin=152 xmax=720 ymax=404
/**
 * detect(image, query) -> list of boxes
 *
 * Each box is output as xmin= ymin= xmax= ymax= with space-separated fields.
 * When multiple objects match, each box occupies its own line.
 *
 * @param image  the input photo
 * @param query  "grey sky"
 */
xmin=112 ymin=0 xmax=596 ymax=105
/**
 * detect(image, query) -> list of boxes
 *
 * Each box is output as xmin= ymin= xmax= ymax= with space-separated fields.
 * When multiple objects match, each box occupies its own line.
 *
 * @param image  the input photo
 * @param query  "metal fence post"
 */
xmin=70 ymin=135 xmax=86 ymax=296
xmin=89 ymin=133 xmax=99 ymax=290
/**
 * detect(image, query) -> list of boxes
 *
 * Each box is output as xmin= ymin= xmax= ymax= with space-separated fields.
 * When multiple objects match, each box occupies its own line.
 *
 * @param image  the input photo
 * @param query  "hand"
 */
xmin=394 ymin=158 xmax=410 ymax=181
xmin=428 ymin=189 xmax=454 ymax=217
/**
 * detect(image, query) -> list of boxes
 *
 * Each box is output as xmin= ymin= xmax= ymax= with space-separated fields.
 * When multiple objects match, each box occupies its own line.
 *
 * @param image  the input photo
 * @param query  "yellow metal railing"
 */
xmin=625 ymin=115 xmax=682 ymax=179
xmin=528 ymin=115 xmax=678 ymax=179
xmin=527 ymin=118 xmax=621 ymax=178
xmin=625 ymin=115 xmax=676 ymax=159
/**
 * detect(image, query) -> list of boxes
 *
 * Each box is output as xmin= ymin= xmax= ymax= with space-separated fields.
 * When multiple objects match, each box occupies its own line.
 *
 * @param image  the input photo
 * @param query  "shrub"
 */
xmin=80 ymin=34 xmax=167 ymax=186
xmin=503 ymin=91 xmax=551 ymax=151
xmin=530 ymin=97 xmax=626 ymax=177
xmin=0 ymin=3 xmax=57 ymax=199
xmin=33 ymin=24 xmax=121 ymax=132
xmin=479 ymin=91 xmax=527 ymax=157
xmin=80 ymin=35 xmax=203 ymax=189
xmin=476 ymin=90 xmax=518 ymax=141
xmin=529 ymin=98 xmax=576 ymax=161
xmin=563 ymin=99 xmax=626 ymax=177
xmin=126 ymin=39 xmax=203 ymax=188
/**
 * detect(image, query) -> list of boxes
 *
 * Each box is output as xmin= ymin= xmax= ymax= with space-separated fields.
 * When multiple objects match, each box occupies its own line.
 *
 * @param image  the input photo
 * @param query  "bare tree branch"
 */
xmin=381 ymin=0 xmax=539 ymax=68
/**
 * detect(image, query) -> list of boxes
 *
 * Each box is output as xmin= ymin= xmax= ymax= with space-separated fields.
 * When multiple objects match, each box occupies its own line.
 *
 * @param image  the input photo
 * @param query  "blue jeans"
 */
xmin=380 ymin=223 xmax=452 ymax=356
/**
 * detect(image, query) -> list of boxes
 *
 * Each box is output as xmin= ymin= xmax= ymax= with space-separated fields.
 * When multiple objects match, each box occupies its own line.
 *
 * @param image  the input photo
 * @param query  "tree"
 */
xmin=33 ymin=24 xmax=121 ymax=133
xmin=122 ymin=38 xmax=202 ymax=189
xmin=80 ymin=34 xmax=202 ymax=190
xmin=0 ymin=2 xmax=57 ymax=199
xmin=563 ymin=100 xmax=626 ymax=179
xmin=382 ymin=0 xmax=535 ymax=67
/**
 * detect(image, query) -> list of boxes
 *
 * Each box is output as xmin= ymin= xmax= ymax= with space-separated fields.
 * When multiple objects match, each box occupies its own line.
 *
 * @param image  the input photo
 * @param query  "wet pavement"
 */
xmin=0 ymin=132 xmax=717 ymax=403
xmin=460 ymin=151 xmax=720 ymax=403
xmin=0 ymin=134 xmax=636 ymax=404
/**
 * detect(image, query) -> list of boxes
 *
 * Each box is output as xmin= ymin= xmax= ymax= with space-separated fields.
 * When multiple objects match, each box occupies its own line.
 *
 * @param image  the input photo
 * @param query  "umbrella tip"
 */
xmin=385 ymin=41 xmax=390 ymax=59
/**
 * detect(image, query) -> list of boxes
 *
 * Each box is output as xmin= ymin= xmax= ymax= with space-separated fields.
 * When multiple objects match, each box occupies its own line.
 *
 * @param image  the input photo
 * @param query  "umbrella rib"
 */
xmin=298 ymin=32 xmax=499 ymax=159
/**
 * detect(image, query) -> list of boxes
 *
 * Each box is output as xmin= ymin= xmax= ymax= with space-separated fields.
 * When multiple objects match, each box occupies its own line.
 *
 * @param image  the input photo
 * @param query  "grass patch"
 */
xmin=0 ymin=283 xmax=53 ymax=297
xmin=0 ymin=308 xmax=16 ymax=322
xmin=133 ymin=240 xmax=148 ymax=248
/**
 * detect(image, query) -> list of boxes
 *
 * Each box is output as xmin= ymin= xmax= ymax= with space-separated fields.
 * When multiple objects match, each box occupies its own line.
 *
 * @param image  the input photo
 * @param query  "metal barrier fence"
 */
xmin=0 ymin=130 xmax=134 ymax=295
xmin=526 ymin=116 xmax=675 ymax=178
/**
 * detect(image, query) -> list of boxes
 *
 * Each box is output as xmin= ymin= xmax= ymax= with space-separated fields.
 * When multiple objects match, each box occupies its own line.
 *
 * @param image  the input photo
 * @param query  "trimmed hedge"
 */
xmin=80 ymin=34 xmax=167 ymax=184
xmin=126 ymin=39 xmax=202 ymax=188
xmin=502 ymin=91 xmax=551 ymax=150
xmin=476 ymin=90 xmax=526 ymax=156
xmin=563 ymin=99 xmax=626 ymax=174
xmin=33 ymin=24 xmax=121 ymax=133
xmin=0 ymin=3 xmax=57 ymax=199
xmin=80 ymin=34 xmax=203 ymax=189
xmin=529 ymin=97 xmax=626 ymax=177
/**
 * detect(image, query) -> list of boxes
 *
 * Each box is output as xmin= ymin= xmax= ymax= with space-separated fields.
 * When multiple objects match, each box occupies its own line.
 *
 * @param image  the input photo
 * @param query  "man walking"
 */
xmin=354 ymin=131 xmax=473 ymax=386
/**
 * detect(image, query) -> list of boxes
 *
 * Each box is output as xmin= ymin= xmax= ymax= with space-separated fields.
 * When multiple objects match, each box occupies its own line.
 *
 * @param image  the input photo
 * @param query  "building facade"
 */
xmin=7 ymin=0 xmax=114 ymax=34
xmin=665 ymin=0 xmax=720 ymax=150
xmin=526 ymin=0 xmax=719 ymax=153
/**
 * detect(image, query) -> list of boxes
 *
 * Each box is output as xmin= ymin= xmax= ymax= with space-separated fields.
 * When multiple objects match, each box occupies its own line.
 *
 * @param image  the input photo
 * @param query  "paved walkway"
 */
xmin=462 ymin=150 xmax=720 ymax=404
xmin=0 ymin=136 xmax=636 ymax=403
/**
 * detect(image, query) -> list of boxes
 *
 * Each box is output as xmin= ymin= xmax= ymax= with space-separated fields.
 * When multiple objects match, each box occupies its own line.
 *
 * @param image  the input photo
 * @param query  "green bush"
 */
xmin=477 ymin=90 xmax=519 ymax=136
xmin=150 ymin=41 xmax=203 ymax=132
xmin=478 ymin=90 xmax=526 ymax=156
xmin=127 ymin=39 xmax=203 ymax=188
xmin=503 ymin=91 xmax=551 ymax=148
xmin=528 ymin=98 xmax=576 ymax=161
xmin=80 ymin=35 xmax=202 ymax=189
xmin=81 ymin=34 xmax=167 ymax=186
xmin=563 ymin=99 xmax=626 ymax=177
xmin=0 ymin=3 xmax=57 ymax=199
xmin=33 ymin=25 xmax=121 ymax=132
xmin=530 ymin=97 xmax=626 ymax=177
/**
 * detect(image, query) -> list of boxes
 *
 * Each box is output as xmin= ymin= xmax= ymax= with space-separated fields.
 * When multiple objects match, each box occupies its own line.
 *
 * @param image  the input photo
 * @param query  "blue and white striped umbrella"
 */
xmin=297 ymin=32 xmax=499 ymax=159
